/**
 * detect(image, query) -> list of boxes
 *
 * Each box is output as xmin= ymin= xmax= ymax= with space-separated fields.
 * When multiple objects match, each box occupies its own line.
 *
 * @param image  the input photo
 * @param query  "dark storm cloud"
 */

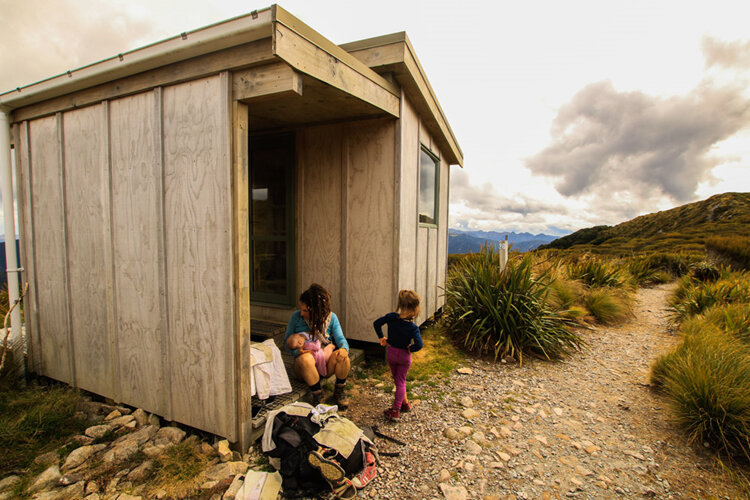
xmin=703 ymin=37 xmax=750 ymax=69
xmin=525 ymin=81 xmax=750 ymax=203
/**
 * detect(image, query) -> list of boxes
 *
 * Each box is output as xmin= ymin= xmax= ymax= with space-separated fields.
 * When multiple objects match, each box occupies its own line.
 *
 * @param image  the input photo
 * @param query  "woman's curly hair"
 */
xmin=300 ymin=283 xmax=332 ymax=338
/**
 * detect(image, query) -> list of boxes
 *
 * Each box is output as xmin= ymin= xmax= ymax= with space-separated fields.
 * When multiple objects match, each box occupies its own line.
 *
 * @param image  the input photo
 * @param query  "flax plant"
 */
xmin=443 ymin=246 xmax=582 ymax=365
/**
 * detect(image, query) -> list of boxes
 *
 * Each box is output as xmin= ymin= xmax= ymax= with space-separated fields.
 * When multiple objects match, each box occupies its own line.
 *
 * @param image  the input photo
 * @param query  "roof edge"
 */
xmin=342 ymin=32 xmax=463 ymax=166
xmin=0 ymin=7 xmax=274 ymax=110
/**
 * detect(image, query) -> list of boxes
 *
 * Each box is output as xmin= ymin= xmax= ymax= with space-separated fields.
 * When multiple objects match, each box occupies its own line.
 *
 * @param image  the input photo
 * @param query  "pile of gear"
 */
xmin=258 ymin=402 xmax=378 ymax=499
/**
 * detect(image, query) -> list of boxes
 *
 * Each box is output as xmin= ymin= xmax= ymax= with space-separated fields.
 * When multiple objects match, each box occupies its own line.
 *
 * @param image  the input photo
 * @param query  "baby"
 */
xmin=286 ymin=332 xmax=327 ymax=376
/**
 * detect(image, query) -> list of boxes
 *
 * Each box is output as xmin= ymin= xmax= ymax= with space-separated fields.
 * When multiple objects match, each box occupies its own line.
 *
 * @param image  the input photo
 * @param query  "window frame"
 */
xmin=418 ymin=144 xmax=440 ymax=228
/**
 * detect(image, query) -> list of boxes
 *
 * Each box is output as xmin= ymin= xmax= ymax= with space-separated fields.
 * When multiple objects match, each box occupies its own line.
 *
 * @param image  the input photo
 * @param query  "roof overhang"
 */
xmin=341 ymin=32 xmax=464 ymax=166
xmin=0 ymin=5 xmax=400 ymax=128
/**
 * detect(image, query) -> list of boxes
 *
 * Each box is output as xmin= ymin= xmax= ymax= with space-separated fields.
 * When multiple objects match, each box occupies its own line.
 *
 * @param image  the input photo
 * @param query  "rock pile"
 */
xmin=0 ymin=400 xmax=251 ymax=500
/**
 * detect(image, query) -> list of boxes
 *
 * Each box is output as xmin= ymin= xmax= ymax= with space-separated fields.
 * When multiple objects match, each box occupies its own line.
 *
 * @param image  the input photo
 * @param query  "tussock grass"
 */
xmin=443 ymin=246 xmax=582 ymax=364
xmin=691 ymin=261 xmax=722 ymax=283
xmin=654 ymin=330 xmax=750 ymax=459
xmin=147 ymin=440 xmax=210 ymax=498
xmin=653 ymin=266 xmax=750 ymax=461
xmin=566 ymin=258 xmax=633 ymax=289
xmin=627 ymin=257 xmax=673 ymax=286
xmin=668 ymin=271 xmax=750 ymax=323
xmin=583 ymin=288 xmax=632 ymax=324
xmin=548 ymin=278 xmax=585 ymax=310
xmin=0 ymin=383 xmax=85 ymax=475
xmin=707 ymin=235 xmax=750 ymax=271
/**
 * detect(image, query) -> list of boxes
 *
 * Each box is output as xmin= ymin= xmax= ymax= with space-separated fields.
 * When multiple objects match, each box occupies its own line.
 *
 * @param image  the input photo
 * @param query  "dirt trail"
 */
xmin=345 ymin=284 xmax=744 ymax=499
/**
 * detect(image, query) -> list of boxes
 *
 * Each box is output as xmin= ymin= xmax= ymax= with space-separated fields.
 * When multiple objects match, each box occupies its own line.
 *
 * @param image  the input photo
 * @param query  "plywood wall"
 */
xmin=291 ymin=119 xmax=395 ymax=342
xmin=397 ymin=95 xmax=451 ymax=324
xmin=63 ymin=104 xmax=113 ymax=398
xmin=162 ymin=76 xmax=234 ymax=437
xmin=15 ymin=75 xmax=236 ymax=440
xmin=28 ymin=115 xmax=72 ymax=384
xmin=297 ymin=124 xmax=344 ymax=314
xmin=344 ymin=119 xmax=395 ymax=341
xmin=109 ymin=91 xmax=167 ymax=415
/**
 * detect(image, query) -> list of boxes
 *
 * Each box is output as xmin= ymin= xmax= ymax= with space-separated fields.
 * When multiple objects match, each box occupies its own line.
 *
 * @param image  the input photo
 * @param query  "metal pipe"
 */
xmin=0 ymin=108 xmax=22 ymax=360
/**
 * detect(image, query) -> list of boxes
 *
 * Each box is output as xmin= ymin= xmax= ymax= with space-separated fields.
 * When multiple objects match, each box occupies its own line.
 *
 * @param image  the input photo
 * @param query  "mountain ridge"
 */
xmin=539 ymin=192 xmax=750 ymax=254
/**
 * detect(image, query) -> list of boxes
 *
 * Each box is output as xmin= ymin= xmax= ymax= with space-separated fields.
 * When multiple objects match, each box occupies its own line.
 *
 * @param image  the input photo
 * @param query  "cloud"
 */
xmin=525 ymin=80 xmax=750 ymax=205
xmin=449 ymin=170 xmax=580 ymax=234
xmin=451 ymin=170 xmax=568 ymax=217
xmin=703 ymin=37 xmax=750 ymax=69
xmin=0 ymin=0 xmax=157 ymax=92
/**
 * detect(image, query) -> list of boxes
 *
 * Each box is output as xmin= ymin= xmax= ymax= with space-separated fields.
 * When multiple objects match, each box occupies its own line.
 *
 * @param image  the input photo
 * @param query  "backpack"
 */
xmin=262 ymin=404 xmax=376 ymax=498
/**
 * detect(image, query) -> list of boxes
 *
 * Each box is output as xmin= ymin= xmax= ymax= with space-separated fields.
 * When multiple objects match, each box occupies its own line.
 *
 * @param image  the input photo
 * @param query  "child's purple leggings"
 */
xmin=387 ymin=346 xmax=412 ymax=411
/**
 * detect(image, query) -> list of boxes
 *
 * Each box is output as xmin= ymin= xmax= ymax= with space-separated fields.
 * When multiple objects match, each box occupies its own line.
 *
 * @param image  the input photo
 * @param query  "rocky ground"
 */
xmin=339 ymin=284 xmax=746 ymax=499
xmin=2 ymin=283 xmax=746 ymax=499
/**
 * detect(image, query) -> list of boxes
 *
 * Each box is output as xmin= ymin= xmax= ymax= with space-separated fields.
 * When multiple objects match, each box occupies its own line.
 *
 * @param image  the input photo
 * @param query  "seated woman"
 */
xmin=285 ymin=283 xmax=351 ymax=408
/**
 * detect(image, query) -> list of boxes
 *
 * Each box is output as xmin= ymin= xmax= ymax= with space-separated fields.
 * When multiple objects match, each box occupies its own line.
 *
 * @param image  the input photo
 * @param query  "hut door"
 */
xmin=248 ymin=133 xmax=295 ymax=305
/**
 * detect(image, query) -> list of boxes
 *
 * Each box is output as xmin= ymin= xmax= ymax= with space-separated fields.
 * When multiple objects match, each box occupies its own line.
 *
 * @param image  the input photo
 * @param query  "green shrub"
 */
xmin=583 ymin=288 xmax=632 ymax=324
xmin=443 ymin=246 xmax=582 ymax=364
xmin=566 ymin=258 xmax=632 ymax=289
xmin=656 ymin=330 xmax=750 ymax=459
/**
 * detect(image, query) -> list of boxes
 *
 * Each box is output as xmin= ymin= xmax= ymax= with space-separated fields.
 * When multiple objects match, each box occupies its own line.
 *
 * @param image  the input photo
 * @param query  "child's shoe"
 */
xmin=351 ymin=451 xmax=377 ymax=489
xmin=383 ymin=408 xmax=401 ymax=422
xmin=400 ymin=400 xmax=412 ymax=412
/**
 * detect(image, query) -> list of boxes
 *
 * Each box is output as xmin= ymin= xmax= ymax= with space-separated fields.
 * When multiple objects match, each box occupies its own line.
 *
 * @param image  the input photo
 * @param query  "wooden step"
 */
xmin=249 ymin=346 xmax=365 ymax=442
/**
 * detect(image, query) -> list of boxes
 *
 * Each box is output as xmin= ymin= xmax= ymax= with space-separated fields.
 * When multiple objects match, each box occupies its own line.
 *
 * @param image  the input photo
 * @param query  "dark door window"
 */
xmin=249 ymin=133 xmax=295 ymax=305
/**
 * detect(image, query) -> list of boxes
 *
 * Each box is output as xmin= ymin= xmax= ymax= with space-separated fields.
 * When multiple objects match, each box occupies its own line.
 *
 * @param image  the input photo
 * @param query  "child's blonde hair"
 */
xmin=397 ymin=289 xmax=420 ymax=319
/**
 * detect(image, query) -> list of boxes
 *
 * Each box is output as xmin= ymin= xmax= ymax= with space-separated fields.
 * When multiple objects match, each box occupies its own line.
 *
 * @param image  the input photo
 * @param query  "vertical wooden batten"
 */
xmin=340 ymin=128 xmax=349 ymax=333
xmin=58 ymin=112 xmax=76 ymax=387
xmin=102 ymin=101 xmax=119 ymax=400
xmin=392 ymin=92 xmax=403 ymax=308
xmin=232 ymin=98 xmax=252 ymax=447
xmin=154 ymin=87 xmax=173 ymax=421
xmin=13 ymin=122 xmax=36 ymax=371
xmin=220 ymin=71 xmax=237 ymax=440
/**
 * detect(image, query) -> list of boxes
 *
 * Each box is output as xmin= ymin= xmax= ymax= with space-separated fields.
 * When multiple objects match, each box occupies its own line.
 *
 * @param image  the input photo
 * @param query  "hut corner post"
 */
xmin=0 ymin=107 xmax=24 ymax=378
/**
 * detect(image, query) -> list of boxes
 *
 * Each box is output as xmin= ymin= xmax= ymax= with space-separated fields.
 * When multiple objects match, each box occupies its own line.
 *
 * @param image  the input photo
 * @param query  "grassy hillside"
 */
xmin=539 ymin=192 xmax=750 ymax=256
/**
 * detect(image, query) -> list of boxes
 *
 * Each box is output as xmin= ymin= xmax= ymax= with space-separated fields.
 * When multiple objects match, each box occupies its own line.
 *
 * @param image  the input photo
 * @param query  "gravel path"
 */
xmin=344 ymin=283 xmax=744 ymax=499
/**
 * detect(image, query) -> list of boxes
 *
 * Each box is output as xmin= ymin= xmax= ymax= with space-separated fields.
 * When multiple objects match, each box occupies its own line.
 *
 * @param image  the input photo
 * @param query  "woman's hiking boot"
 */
xmin=383 ymin=408 xmax=401 ymax=422
xmin=400 ymin=400 xmax=412 ymax=412
xmin=310 ymin=389 xmax=323 ymax=407
xmin=332 ymin=383 xmax=349 ymax=410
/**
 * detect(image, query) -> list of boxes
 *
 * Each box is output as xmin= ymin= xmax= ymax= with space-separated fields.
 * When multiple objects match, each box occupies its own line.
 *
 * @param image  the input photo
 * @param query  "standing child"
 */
xmin=373 ymin=290 xmax=423 ymax=421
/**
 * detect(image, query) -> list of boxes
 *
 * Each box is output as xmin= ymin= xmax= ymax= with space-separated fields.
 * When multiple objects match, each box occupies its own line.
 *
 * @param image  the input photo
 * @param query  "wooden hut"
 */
xmin=0 ymin=5 xmax=463 ymax=448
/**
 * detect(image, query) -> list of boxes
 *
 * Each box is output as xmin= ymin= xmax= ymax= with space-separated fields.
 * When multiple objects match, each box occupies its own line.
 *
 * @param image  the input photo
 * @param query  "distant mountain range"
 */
xmin=449 ymin=229 xmax=560 ymax=253
xmin=538 ymin=192 xmax=750 ymax=254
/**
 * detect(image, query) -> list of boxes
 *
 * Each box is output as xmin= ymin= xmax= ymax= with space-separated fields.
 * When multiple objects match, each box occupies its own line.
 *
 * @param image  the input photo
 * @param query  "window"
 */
xmin=419 ymin=146 xmax=439 ymax=225
xmin=249 ymin=133 xmax=295 ymax=305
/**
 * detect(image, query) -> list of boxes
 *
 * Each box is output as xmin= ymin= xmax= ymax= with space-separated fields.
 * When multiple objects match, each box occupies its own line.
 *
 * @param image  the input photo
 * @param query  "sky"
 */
xmin=1 ymin=0 xmax=749 ymax=238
